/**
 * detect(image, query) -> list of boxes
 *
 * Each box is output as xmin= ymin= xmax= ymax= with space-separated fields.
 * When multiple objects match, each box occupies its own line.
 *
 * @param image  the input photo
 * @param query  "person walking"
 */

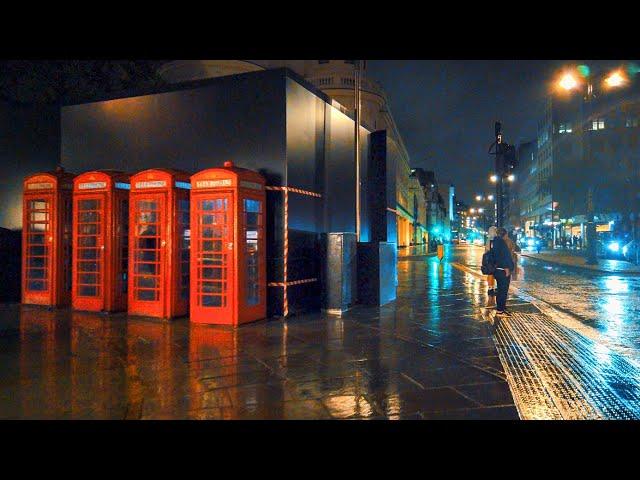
xmin=485 ymin=226 xmax=497 ymax=296
xmin=492 ymin=227 xmax=515 ymax=316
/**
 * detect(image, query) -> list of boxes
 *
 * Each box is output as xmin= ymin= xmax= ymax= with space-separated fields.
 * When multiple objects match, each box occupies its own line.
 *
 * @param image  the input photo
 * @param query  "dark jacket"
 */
xmin=491 ymin=236 xmax=515 ymax=270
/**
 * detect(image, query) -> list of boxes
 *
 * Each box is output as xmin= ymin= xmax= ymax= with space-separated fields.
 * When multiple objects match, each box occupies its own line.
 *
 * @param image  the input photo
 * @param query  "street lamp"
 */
xmin=604 ymin=70 xmax=627 ymax=89
xmin=558 ymin=73 xmax=578 ymax=91
xmin=507 ymin=174 xmax=515 ymax=182
xmin=490 ymin=174 xmax=498 ymax=183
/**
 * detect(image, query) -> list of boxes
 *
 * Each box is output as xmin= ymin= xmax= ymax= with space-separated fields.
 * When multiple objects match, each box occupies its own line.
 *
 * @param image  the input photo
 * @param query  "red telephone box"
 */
xmin=190 ymin=162 xmax=266 ymax=325
xmin=72 ymin=170 xmax=130 ymax=313
xmin=128 ymin=169 xmax=191 ymax=319
xmin=22 ymin=168 xmax=75 ymax=307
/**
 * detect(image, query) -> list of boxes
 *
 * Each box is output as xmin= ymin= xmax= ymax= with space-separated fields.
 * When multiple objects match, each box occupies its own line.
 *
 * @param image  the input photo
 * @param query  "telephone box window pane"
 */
xmin=79 ymin=211 xmax=99 ymax=223
xmin=135 ymin=263 xmax=158 ymax=275
xmin=28 ymin=257 xmax=45 ymax=268
xmin=28 ymin=269 xmax=46 ymax=279
xmin=29 ymin=200 xmax=47 ymax=210
xmin=79 ymin=224 xmax=99 ymax=235
xmin=30 ymin=212 xmax=49 ymax=222
xmin=79 ymin=200 xmax=99 ymax=210
xmin=202 ymin=295 xmax=222 ymax=307
xmin=79 ymin=285 xmax=98 ymax=297
xmin=79 ymin=249 xmax=98 ymax=260
xmin=79 ymin=273 xmax=98 ymax=285
xmin=135 ymin=277 xmax=158 ymax=288
xmin=78 ymin=261 xmax=99 ymax=272
xmin=203 ymin=268 xmax=223 ymax=280
xmin=78 ymin=236 xmax=97 ymax=247
xmin=137 ymin=290 xmax=158 ymax=301
xmin=29 ymin=234 xmax=45 ymax=244
xmin=29 ymin=223 xmax=47 ymax=232
xmin=244 ymin=199 xmax=262 ymax=306
xmin=29 ymin=246 xmax=47 ymax=256
xmin=137 ymin=225 xmax=157 ymax=236
xmin=137 ymin=212 xmax=158 ymax=223
xmin=28 ymin=280 xmax=46 ymax=291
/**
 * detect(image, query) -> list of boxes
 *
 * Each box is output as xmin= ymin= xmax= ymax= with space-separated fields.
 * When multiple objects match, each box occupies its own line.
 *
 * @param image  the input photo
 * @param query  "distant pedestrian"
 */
xmin=492 ymin=227 xmax=515 ymax=316
xmin=485 ymin=226 xmax=497 ymax=297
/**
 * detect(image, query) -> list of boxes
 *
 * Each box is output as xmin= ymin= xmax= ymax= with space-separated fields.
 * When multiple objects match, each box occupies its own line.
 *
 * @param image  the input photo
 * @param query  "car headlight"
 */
xmin=527 ymin=239 xmax=535 ymax=246
xmin=608 ymin=242 xmax=620 ymax=252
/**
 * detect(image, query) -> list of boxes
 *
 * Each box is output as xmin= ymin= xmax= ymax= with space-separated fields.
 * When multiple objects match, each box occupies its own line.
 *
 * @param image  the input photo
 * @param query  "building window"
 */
xmin=591 ymin=119 xmax=605 ymax=130
xmin=345 ymin=60 xmax=355 ymax=64
xmin=626 ymin=118 xmax=639 ymax=127
xmin=318 ymin=60 xmax=329 ymax=64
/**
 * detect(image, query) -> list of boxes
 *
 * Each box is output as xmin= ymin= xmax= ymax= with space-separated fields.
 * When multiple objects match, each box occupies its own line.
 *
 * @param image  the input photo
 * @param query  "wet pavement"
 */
xmin=0 ymin=254 xmax=518 ymax=420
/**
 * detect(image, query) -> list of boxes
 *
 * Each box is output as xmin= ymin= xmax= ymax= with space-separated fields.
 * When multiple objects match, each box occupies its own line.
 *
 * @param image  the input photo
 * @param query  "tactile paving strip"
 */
xmin=492 ymin=312 xmax=640 ymax=420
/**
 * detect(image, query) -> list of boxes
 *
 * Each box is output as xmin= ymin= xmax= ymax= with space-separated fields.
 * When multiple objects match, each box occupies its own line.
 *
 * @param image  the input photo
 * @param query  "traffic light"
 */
xmin=504 ymin=144 xmax=517 ymax=170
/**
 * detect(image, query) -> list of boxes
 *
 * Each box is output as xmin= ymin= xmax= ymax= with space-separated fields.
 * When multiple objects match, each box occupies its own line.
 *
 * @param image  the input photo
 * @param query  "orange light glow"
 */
xmin=558 ymin=73 xmax=578 ymax=91
xmin=604 ymin=70 xmax=627 ymax=88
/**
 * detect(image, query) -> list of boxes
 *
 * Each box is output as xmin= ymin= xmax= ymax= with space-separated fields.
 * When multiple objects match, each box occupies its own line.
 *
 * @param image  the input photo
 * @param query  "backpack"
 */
xmin=481 ymin=249 xmax=496 ymax=275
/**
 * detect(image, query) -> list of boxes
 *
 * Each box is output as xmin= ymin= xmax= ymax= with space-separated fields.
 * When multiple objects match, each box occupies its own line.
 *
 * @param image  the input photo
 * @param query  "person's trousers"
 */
xmin=494 ymin=269 xmax=511 ymax=311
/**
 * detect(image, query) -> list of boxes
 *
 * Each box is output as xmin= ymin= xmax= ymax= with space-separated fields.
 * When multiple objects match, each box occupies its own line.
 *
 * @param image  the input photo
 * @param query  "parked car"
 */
xmin=519 ymin=236 xmax=543 ymax=252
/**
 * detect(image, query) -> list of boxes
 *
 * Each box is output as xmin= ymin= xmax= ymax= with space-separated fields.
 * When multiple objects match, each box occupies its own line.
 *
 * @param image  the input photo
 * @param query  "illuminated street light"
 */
xmin=478 ymin=208 xmax=484 ymax=213
xmin=476 ymin=195 xmax=482 ymax=201
xmin=488 ymin=195 xmax=494 ymax=201
xmin=507 ymin=174 xmax=515 ymax=182
xmin=490 ymin=174 xmax=498 ymax=183
xmin=470 ymin=208 xmax=476 ymax=213
xmin=559 ymin=73 xmax=578 ymax=91
xmin=604 ymin=70 xmax=627 ymax=88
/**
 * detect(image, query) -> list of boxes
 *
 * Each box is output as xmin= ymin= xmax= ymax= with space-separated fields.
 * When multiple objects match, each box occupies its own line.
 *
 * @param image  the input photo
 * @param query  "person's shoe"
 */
xmin=495 ymin=310 xmax=510 ymax=316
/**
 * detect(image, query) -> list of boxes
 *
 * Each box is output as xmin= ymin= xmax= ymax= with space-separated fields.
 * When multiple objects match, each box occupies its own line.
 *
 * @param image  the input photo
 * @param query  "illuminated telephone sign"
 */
xmin=128 ymin=169 xmax=191 ymax=319
xmin=72 ymin=170 xmax=130 ymax=313
xmin=190 ymin=161 xmax=266 ymax=326
xmin=22 ymin=169 xmax=76 ymax=307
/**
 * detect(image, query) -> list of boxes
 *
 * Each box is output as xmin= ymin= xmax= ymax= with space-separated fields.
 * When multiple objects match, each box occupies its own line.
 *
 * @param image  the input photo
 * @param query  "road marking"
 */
xmin=400 ymin=372 xmax=425 ymax=390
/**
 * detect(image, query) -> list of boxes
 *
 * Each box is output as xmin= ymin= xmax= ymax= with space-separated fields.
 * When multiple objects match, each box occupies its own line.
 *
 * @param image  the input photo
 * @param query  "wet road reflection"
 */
xmin=457 ymin=245 xmax=640 ymax=363
xmin=0 ymin=251 xmax=518 ymax=419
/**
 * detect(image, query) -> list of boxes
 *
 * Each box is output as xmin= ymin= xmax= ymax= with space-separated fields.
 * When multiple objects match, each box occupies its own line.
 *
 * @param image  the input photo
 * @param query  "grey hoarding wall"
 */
xmin=61 ymin=69 xmax=287 ymax=182
xmin=0 ymin=101 xmax=60 ymax=230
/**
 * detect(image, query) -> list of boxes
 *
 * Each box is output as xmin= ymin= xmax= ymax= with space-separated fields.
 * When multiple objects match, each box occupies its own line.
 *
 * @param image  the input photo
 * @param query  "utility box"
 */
xmin=190 ymin=161 xmax=266 ymax=326
xmin=128 ymin=169 xmax=191 ymax=319
xmin=357 ymin=241 xmax=397 ymax=306
xmin=22 ymin=168 xmax=75 ymax=307
xmin=72 ymin=170 xmax=130 ymax=313
xmin=322 ymin=232 xmax=357 ymax=315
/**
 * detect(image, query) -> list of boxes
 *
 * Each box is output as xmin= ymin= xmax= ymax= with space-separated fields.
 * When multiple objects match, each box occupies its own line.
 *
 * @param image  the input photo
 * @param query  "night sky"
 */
xmin=366 ymin=60 xmax=596 ymax=202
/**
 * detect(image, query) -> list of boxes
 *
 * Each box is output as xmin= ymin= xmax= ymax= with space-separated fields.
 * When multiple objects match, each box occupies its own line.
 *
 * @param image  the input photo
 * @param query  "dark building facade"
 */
xmin=60 ymin=68 xmax=397 ymax=316
xmin=519 ymin=78 xmax=640 ymax=251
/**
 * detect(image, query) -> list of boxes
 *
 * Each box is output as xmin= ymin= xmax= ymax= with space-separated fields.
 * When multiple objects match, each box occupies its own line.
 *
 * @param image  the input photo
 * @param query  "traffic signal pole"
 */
xmin=495 ymin=121 xmax=504 ymax=228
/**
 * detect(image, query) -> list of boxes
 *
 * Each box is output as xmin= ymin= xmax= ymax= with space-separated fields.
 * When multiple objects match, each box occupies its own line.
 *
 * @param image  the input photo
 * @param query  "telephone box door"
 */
xmin=131 ymin=193 xmax=166 ymax=317
xmin=24 ymin=194 xmax=54 ymax=304
xmin=74 ymin=195 xmax=105 ymax=311
xmin=192 ymin=193 xmax=234 ymax=324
